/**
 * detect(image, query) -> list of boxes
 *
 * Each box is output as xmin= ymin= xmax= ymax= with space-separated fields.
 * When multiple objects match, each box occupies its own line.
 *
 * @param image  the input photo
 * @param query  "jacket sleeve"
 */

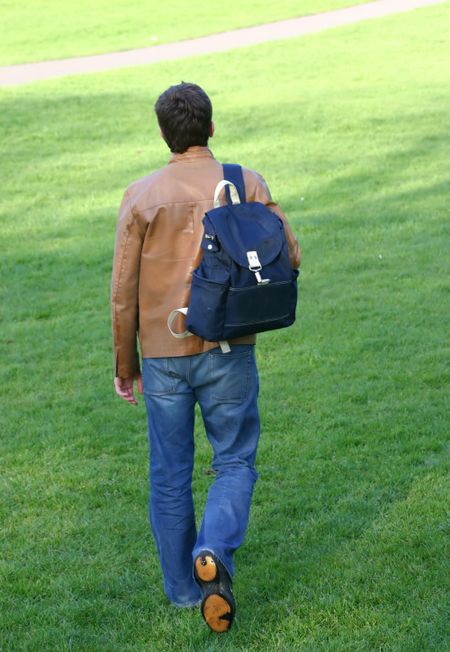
xmin=111 ymin=189 xmax=146 ymax=379
xmin=251 ymin=172 xmax=301 ymax=269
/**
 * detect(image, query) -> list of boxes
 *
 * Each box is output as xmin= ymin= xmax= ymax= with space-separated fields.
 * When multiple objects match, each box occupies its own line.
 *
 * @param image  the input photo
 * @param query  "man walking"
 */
xmin=111 ymin=82 xmax=300 ymax=632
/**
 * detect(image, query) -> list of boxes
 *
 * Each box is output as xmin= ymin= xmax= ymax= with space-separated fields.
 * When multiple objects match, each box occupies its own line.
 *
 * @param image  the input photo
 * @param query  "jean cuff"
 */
xmin=172 ymin=598 xmax=202 ymax=608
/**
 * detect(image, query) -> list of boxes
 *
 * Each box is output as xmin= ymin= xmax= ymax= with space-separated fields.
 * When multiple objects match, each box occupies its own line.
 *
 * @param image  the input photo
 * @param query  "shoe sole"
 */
xmin=202 ymin=594 xmax=233 ymax=633
xmin=194 ymin=553 xmax=218 ymax=582
xmin=194 ymin=552 xmax=234 ymax=633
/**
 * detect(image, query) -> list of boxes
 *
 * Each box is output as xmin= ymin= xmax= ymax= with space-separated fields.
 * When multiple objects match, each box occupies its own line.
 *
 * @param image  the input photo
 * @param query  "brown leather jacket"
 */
xmin=111 ymin=146 xmax=301 ymax=378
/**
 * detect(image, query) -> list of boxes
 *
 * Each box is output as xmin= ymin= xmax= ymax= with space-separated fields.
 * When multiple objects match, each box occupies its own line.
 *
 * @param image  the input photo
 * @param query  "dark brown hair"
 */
xmin=154 ymin=82 xmax=213 ymax=153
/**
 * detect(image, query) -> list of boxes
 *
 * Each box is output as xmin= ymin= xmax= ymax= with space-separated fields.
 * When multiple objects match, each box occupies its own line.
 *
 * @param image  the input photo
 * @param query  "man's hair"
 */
xmin=154 ymin=82 xmax=213 ymax=154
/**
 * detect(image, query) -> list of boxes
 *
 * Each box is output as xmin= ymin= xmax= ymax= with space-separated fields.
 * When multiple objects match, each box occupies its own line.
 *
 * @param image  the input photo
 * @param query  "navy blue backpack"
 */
xmin=168 ymin=164 xmax=298 ymax=348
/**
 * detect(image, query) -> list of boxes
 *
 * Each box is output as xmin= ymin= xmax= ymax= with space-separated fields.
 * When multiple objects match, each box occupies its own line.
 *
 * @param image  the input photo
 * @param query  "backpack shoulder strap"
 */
xmin=223 ymin=164 xmax=246 ymax=203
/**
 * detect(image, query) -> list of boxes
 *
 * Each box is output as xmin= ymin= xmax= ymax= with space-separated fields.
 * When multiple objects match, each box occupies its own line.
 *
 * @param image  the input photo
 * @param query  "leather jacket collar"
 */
xmin=168 ymin=146 xmax=214 ymax=164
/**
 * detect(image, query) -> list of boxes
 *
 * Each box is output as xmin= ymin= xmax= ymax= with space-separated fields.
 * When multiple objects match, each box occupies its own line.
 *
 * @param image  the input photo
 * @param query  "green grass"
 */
xmin=1 ymin=3 xmax=449 ymax=650
xmin=0 ymin=0 xmax=368 ymax=66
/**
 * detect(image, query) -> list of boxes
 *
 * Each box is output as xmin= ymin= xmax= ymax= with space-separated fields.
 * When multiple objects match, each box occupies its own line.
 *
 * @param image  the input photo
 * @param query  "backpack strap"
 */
xmin=223 ymin=164 xmax=246 ymax=204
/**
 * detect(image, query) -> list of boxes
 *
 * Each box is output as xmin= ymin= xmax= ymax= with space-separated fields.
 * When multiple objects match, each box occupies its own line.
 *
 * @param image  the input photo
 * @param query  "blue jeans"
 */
xmin=142 ymin=344 xmax=260 ymax=607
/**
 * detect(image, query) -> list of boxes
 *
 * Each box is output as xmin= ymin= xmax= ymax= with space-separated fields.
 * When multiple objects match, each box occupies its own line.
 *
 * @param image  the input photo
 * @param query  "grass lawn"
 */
xmin=1 ymin=3 xmax=449 ymax=650
xmin=0 ymin=0 xmax=369 ymax=66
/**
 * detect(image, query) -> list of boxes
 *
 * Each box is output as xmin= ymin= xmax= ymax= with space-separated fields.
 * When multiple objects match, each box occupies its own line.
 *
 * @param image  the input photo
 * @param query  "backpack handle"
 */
xmin=214 ymin=180 xmax=241 ymax=208
xmin=167 ymin=307 xmax=231 ymax=353
xmin=167 ymin=307 xmax=193 ymax=339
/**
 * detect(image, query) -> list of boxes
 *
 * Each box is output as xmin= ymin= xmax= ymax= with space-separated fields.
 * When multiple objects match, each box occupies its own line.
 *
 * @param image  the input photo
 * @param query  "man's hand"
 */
xmin=114 ymin=374 xmax=143 ymax=405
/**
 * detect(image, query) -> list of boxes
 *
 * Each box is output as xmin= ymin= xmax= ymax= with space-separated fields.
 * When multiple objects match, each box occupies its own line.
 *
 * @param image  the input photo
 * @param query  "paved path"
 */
xmin=0 ymin=0 xmax=444 ymax=87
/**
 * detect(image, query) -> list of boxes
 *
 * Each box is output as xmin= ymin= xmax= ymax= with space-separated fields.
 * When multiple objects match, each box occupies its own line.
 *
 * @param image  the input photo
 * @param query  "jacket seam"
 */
xmin=131 ymin=197 xmax=216 ymax=214
xmin=112 ymin=190 xmax=135 ymax=375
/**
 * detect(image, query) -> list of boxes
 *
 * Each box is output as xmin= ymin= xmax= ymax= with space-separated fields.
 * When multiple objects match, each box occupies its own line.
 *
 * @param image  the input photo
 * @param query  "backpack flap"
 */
xmin=203 ymin=202 xmax=285 ymax=270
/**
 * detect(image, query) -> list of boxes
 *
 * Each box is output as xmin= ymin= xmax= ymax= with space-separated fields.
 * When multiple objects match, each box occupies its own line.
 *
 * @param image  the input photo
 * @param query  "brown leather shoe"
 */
xmin=193 ymin=550 xmax=235 ymax=633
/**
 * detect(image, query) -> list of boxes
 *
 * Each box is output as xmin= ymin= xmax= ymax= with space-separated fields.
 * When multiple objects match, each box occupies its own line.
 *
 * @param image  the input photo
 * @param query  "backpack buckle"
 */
xmin=247 ymin=251 xmax=262 ymax=271
xmin=247 ymin=251 xmax=270 ymax=285
xmin=255 ymin=271 xmax=270 ymax=286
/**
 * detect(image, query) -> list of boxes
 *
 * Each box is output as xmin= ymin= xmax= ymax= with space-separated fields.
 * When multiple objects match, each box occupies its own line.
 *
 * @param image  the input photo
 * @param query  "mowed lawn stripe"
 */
xmin=0 ymin=4 xmax=448 ymax=651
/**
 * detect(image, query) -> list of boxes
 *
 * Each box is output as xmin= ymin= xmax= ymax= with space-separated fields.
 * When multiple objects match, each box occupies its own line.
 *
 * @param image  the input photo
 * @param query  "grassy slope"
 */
xmin=1 ymin=3 xmax=449 ymax=651
xmin=0 ymin=0 xmax=368 ymax=66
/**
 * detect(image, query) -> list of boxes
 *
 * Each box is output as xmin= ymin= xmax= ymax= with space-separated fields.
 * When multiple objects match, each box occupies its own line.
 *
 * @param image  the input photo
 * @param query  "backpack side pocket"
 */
xmin=186 ymin=272 xmax=229 ymax=341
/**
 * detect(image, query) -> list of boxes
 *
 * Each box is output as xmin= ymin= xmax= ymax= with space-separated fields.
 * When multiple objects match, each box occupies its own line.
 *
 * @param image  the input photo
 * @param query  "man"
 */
xmin=111 ymin=82 xmax=300 ymax=632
